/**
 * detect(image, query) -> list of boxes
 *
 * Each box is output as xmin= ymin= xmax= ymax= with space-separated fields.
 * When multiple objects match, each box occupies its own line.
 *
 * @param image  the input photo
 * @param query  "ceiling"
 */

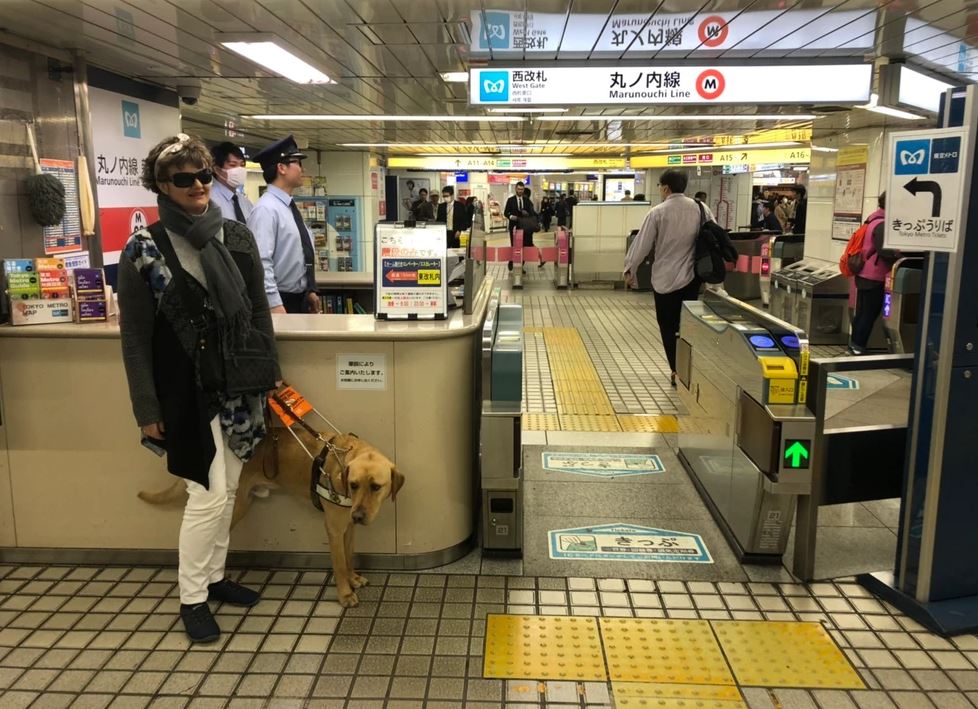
xmin=0 ymin=0 xmax=974 ymax=154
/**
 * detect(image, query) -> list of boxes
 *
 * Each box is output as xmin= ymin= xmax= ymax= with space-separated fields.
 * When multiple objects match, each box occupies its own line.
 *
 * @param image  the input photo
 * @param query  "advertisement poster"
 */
xmin=327 ymin=197 xmax=361 ymax=271
xmin=398 ymin=177 xmax=430 ymax=220
xmin=375 ymin=224 xmax=447 ymax=319
xmin=831 ymin=145 xmax=869 ymax=241
xmin=39 ymin=159 xmax=82 ymax=255
xmin=89 ymin=86 xmax=180 ymax=270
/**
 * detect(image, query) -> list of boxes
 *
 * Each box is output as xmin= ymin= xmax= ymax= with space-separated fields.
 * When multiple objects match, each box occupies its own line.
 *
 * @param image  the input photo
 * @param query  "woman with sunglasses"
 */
xmin=117 ymin=134 xmax=280 ymax=643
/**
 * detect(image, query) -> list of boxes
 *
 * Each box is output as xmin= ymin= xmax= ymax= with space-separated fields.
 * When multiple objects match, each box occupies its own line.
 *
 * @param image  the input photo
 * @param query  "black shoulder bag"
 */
xmin=149 ymin=223 xmax=277 ymax=397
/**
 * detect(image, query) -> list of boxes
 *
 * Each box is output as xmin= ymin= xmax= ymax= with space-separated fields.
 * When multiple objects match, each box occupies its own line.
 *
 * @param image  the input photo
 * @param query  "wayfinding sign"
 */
xmin=885 ymin=127 xmax=970 ymax=253
xmin=375 ymin=223 xmax=448 ymax=319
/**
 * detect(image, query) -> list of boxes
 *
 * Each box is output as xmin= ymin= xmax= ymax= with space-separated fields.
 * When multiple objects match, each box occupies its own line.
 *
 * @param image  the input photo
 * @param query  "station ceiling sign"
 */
xmin=470 ymin=9 xmax=876 ymax=55
xmin=470 ymin=65 xmax=871 ymax=106
xmin=387 ymin=156 xmax=627 ymax=171
xmin=631 ymin=147 xmax=811 ymax=169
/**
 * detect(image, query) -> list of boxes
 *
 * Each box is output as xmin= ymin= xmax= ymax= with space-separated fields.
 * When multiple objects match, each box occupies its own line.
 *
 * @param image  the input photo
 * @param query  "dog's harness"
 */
xmin=270 ymin=390 xmax=354 ymax=510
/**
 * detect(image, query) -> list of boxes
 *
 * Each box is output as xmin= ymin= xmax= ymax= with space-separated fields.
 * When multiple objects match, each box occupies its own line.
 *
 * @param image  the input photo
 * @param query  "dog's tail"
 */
xmin=137 ymin=480 xmax=186 ymax=505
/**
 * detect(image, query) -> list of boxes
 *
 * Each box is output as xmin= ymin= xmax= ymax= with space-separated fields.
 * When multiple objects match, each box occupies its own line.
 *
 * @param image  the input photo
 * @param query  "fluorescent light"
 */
xmin=337 ymin=141 xmax=686 ymax=149
xmin=811 ymin=145 xmax=839 ymax=152
xmin=221 ymin=41 xmax=333 ymax=85
xmin=246 ymin=114 xmax=523 ymax=122
xmin=440 ymin=72 xmax=469 ymax=82
xmin=537 ymin=114 xmax=816 ymax=122
xmin=487 ymin=108 xmax=568 ymax=114
xmin=858 ymin=93 xmax=925 ymax=121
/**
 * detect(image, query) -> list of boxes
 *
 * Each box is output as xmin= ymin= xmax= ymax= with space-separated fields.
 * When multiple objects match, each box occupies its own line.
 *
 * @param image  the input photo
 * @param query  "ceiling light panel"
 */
xmin=220 ymin=39 xmax=333 ymax=85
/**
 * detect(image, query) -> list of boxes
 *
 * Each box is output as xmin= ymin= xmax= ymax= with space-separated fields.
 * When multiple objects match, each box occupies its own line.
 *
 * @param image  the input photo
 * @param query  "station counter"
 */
xmin=0 ymin=278 xmax=494 ymax=570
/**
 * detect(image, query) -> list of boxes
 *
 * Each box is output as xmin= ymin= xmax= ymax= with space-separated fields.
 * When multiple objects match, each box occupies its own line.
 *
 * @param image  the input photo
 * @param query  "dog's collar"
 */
xmin=314 ymin=438 xmax=353 ymax=508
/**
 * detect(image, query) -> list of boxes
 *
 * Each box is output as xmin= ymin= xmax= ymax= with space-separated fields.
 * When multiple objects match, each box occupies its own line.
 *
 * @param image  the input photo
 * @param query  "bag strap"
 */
xmin=696 ymin=199 xmax=707 ymax=228
xmin=147 ymin=222 xmax=208 ymax=331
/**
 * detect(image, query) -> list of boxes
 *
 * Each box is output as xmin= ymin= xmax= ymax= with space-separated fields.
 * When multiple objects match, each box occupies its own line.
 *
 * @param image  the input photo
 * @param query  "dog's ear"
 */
xmin=341 ymin=465 xmax=350 ymax=493
xmin=389 ymin=467 xmax=405 ymax=502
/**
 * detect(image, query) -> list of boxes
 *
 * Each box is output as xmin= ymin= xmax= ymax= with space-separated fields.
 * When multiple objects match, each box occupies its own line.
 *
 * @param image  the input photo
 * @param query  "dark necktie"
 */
xmin=231 ymin=194 xmax=246 ymax=223
xmin=289 ymin=200 xmax=316 ymax=293
xmin=518 ymin=197 xmax=523 ymax=212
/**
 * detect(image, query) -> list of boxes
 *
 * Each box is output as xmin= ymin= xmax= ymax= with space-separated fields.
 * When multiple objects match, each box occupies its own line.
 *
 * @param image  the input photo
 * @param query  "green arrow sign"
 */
xmin=784 ymin=440 xmax=811 ymax=469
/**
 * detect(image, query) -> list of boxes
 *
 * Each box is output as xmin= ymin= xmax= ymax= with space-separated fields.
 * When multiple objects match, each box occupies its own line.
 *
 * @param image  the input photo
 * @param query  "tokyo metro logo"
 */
xmin=479 ymin=11 xmax=510 ymax=49
xmin=696 ymin=70 xmax=726 ymax=100
xmin=697 ymin=16 xmax=729 ymax=47
xmin=121 ymin=100 xmax=141 ymax=139
xmin=479 ymin=71 xmax=510 ymax=102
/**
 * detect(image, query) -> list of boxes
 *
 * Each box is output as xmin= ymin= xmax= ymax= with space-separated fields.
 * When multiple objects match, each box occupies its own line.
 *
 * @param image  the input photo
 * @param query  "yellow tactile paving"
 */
xmin=543 ymin=327 xmax=616 ymax=416
xmin=522 ymin=413 xmax=561 ymax=431
xmin=600 ymin=619 xmax=736 ymax=686
xmin=558 ymin=415 xmax=623 ymax=432
xmin=613 ymin=682 xmax=747 ymax=709
xmin=712 ymin=621 xmax=865 ymax=689
xmin=483 ymin=614 xmax=607 ymax=681
xmin=617 ymin=415 xmax=680 ymax=433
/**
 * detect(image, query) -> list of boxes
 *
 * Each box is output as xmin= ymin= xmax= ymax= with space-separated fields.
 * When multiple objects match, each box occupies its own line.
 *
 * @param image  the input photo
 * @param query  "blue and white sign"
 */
xmin=886 ymin=127 xmax=970 ymax=253
xmin=549 ymin=524 xmax=712 ymax=563
xmin=827 ymin=374 xmax=859 ymax=390
xmin=542 ymin=452 xmax=665 ymax=477
xmin=121 ymin=100 xmax=141 ymax=139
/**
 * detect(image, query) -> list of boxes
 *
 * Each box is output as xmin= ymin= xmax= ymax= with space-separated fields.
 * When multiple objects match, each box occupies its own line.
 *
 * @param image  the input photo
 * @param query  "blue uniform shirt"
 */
xmin=211 ymin=179 xmax=253 ymax=223
xmin=247 ymin=185 xmax=309 ymax=309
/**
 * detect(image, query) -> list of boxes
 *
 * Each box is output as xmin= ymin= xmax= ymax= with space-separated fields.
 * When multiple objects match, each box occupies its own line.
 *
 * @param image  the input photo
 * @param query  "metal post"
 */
xmin=71 ymin=50 xmax=102 ymax=266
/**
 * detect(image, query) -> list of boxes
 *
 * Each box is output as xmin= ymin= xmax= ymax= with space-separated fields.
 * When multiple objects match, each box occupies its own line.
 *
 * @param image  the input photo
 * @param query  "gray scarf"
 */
xmin=157 ymin=194 xmax=252 ymax=347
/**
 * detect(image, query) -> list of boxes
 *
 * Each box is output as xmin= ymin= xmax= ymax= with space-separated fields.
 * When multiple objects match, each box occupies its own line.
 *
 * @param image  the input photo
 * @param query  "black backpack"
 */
xmin=693 ymin=200 xmax=738 ymax=284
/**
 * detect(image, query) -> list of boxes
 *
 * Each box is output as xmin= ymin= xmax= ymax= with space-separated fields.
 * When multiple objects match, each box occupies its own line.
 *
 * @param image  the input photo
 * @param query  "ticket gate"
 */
xmin=480 ymin=296 xmax=524 ymax=554
xmin=884 ymin=258 xmax=923 ymax=354
xmin=761 ymin=235 xmax=804 ymax=306
xmin=771 ymin=260 xmax=850 ymax=344
xmin=511 ymin=229 xmax=526 ymax=289
xmin=677 ymin=291 xmax=815 ymax=561
xmin=725 ymin=231 xmax=769 ymax=301
xmin=554 ymin=228 xmax=571 ymax=289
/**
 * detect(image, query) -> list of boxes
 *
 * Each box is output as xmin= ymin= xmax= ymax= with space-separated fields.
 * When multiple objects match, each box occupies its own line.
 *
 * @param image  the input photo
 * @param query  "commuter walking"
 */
xmin=622 ymin=190 xmax=633 ymax=202
xmin=566 ymin=191 xmax=578 ymax=227
xmin=694 ymin=191 xmax=708 ymax=204
xmin=540 ymin=197 xmax=554 ymax=231
xmin=790 ymin=186 xmax=808 ymax=234
xmin=504 ymin=181 xmax=537 ymax=271
xmin=775 ymin=196 xmax=794 ymax=232
xmin=556 ymin=194 xmax=568 ymax=227
xmin=247 ymin=135 xmax=321 ymax=314
xmin=118 ymin=133 xmax=280 ymax=643
xmin=210 ymin=142 xmax=252 ymax=223
xmin=436 ymin=185 xmax=471 ymax=249
xmin=760 ymin=201 xmax=783 ymax=233
xmin=849 ymin=194 xmax=893 ymax=355
xmin=412 ymin=188 xmax=435 ymax=221
xmin=624 ymin=169 xmax=708 ymax=388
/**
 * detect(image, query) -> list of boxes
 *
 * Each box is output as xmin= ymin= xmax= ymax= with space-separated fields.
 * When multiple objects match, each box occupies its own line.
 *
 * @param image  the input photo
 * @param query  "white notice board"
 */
xmin=885 ymin=127 xmax=970 ymax=253
xmin=375 ymin=223 xmax=448 ymax=319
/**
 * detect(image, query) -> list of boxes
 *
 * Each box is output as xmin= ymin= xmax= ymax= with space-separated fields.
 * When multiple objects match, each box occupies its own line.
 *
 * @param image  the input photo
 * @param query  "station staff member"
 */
xmin=210 ymin=142 xmax=252 ymax=223
xmin=437 ymin=186 xmax=471 ymax=248
xmin=247 ymin=135 xmax=321 ymax=314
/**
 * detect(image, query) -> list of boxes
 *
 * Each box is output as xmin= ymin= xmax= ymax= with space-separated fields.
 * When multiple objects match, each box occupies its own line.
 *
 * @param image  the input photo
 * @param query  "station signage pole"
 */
xmin=859 ymin=85 xmax=978 ymax=636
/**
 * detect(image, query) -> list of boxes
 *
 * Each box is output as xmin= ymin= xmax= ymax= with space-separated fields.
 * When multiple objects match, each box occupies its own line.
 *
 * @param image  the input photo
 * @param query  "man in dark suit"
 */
xmin=436 ymin=186 xmax=471 ymax=249
xmin=504 ymin=181 xmax=536 ymax=271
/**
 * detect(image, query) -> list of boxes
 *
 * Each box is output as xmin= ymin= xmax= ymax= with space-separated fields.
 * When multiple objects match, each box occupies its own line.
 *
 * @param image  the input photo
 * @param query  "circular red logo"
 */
xmin=696 ymin=70 xmax=726 ymax=100
xmin=698 ymin=15 xmax=729 ymax=47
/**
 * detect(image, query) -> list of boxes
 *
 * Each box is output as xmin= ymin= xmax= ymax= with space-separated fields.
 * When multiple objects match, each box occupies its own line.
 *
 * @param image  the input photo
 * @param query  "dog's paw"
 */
xmin=350 ymin=574 xmax=369 ymax=589
xmin=339 ymin=591 xmax=359 ymax=608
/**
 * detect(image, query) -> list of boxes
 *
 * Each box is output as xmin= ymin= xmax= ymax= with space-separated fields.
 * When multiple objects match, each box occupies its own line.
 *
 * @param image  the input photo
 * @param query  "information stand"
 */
xmin=374 ymin=222 xmax=448 ymax=320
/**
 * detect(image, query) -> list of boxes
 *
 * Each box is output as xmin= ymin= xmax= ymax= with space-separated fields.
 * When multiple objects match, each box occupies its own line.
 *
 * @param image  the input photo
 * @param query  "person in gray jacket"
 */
xmin=117 ymin=134 xmax=280 ymax=644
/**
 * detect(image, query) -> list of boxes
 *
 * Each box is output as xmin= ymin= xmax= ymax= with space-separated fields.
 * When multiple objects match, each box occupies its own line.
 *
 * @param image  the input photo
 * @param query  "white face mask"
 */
xmin=224 ymin=166 xmax=247 ymax=189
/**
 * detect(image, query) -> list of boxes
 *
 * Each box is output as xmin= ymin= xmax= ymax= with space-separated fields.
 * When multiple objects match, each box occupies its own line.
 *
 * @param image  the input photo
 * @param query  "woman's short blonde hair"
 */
xmin=140 ymin=134 xmax=212 ymax=194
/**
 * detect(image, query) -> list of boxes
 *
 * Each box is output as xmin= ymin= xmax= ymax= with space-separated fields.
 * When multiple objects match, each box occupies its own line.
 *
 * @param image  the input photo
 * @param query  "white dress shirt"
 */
xmin=211 ymin=179 xmax=253 ymax=223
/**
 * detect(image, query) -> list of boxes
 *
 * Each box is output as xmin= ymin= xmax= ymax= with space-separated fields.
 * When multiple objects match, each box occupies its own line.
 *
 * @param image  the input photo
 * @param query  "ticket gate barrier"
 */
xmin=725 ymin=231 xmax=770 ymax=301
xmin=884 ymin=258 xmax=923 ymax=355
xmin=479 ymin=296 xmax=524 ymax=554
xmin=761 ymin=235 xmax=805 ymax=307
xmin=771 ymin=260 xmax=850 ymax=345
xmin=677 ymin=291 xmax=816 ymax=561
xmin=554 ymin=228 xmax=571 ymax=289
xmin=625 ymin=229 xmax=652 ymax=292
xmin=511 ymin=229 xmax=525 ymax=289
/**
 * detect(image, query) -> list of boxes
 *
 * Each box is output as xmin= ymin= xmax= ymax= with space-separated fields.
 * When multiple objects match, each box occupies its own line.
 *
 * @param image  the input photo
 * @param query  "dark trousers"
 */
xmin=279 ymin=291 xmax=309 ymax=314
xmin=850 ymin=281 xmax=885 ymax=350
xmin=653 ymin=278 xmax=702 ymax=373
xmin=446 ymin=229 xmax=460 ymax=249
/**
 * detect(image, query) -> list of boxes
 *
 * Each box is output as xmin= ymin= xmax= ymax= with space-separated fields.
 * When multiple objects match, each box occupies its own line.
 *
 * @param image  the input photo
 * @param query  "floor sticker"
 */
xmin=542 ymin=452 xmax=665 ymax=477
xmin=548 ymin=524 xmax=713 ymax=563
xmin=827 ymin=374 xmax=860 ymax=390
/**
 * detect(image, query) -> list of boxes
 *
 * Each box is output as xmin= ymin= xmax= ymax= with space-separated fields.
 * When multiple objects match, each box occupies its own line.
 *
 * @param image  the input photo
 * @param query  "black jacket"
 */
xmin=436 ymin=199 xmax=472 ymax=233
xmin=504 ymin=194 xmax=536 ymax=234
xmin=412 ymin=199 xmax=435 ymax=221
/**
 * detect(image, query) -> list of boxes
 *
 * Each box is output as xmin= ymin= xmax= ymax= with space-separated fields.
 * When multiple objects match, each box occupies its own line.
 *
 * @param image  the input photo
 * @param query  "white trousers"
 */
xmin=178 ymin=416 xmax=243 ymax=604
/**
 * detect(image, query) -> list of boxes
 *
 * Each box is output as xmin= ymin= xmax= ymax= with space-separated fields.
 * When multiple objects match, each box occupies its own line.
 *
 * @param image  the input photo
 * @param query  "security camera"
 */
xmin=177 ymin=79 xmax=202 ymax=106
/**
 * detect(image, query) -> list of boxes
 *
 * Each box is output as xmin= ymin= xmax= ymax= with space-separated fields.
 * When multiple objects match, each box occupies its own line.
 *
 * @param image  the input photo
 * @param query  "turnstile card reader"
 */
xmin=678 ymin=292 xmax=815 ymax=561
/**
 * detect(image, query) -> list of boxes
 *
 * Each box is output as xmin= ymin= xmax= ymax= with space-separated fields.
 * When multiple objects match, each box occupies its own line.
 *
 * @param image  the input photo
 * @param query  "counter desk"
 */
xmin=0 ymin=278 xmax=494 ymax=570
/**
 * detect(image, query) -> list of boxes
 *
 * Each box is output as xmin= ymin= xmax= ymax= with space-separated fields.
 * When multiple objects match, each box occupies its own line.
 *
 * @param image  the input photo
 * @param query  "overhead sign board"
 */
xmin=885 ymin=127 xmax=969 ymax=253
xmin=631 ymin=147 xmax=810 ymax=169
xmin=470 ymin=9 xmax=875 ymax=55
xmin=470 ymin=65 xmax=871 ymax=106
xmin=387 ymin=155 xmax=626 ymax=171
xmin=549 ymin=523 xmax=712 ymax=563
xmin=375 ymin=223 xmax=448 ymax=319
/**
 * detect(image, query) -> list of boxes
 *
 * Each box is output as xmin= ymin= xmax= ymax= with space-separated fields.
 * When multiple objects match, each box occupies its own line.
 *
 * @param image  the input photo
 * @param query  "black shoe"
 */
xmin=180 ymin=602 xmax=220 ymax=644
xmin=538 ymin=262 xmax=546 ymax=269
xmin=208 ymin=578 xmax=261 ymax=607
xmin=670 ymin=373 xmax=677 ymax=388
xmin=507 ymin=262 xmax=513 ymax=271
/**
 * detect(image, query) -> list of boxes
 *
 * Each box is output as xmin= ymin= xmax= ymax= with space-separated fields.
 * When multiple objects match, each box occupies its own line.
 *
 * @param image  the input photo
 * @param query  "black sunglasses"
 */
xmin=164 ymin=169 xmax=213 ymax=188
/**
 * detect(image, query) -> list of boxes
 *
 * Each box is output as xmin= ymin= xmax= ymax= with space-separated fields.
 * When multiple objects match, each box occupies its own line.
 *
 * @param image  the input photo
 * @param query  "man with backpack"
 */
xmin=841 ymin=193 xmax=897 ymax=355
xmin=624 ymin=170 xmax=714 ymax=388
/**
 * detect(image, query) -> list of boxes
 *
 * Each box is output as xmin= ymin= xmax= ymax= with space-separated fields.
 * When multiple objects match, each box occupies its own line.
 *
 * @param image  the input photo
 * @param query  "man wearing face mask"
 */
xmin=209 ymin=142 xmax=252 ymax=224
xmin=436 ymin=186 xmax=471 ymax=249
